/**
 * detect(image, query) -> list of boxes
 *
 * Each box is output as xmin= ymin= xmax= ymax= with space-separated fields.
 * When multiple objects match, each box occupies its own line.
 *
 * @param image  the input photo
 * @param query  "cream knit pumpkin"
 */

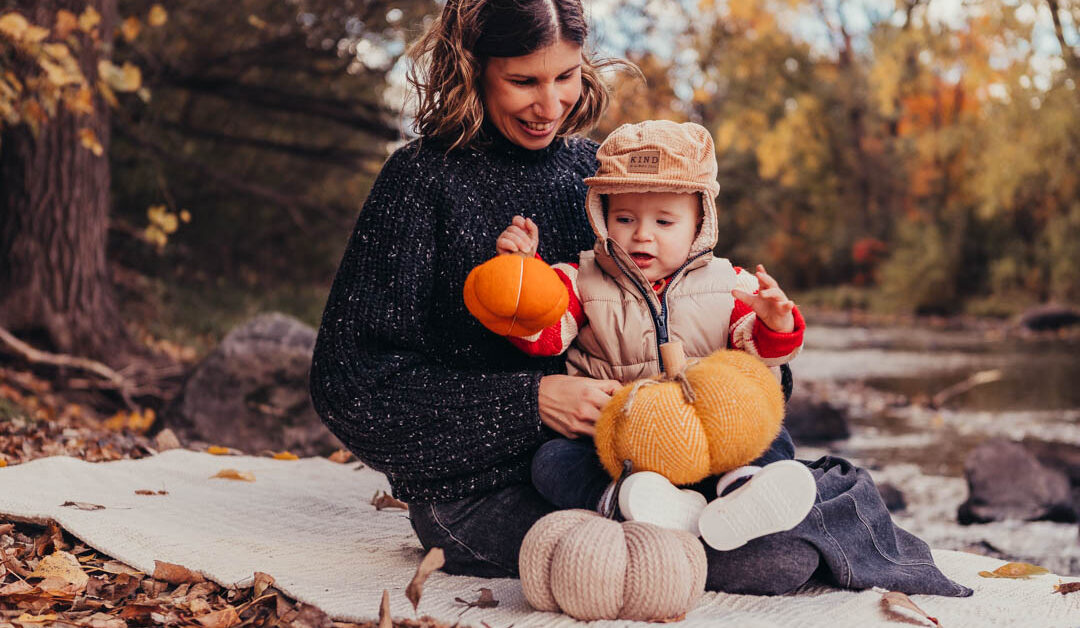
xmin=519 ymin=509 xmax=706 ymax=621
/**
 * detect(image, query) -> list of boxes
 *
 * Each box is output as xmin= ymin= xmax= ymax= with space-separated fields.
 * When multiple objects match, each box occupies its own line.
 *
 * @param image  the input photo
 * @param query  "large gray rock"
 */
xmin=167 ymin=312 xmax=342 ymax=456
xmin=957 ymin=439 xmax=1076 ymax=524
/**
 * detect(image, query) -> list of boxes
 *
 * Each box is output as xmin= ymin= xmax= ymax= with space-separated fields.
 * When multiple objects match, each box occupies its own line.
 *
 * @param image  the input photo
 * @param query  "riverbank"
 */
xmin=794 ymin=318 xmax=1080 ymax=575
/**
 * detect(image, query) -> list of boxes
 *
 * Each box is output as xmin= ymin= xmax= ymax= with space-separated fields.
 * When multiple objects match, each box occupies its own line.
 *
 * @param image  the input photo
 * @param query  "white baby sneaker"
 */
xmin=697 ymin=460 xmax=817 ymax=551
xmin=618 ymin=471 xmax=708 ymax=535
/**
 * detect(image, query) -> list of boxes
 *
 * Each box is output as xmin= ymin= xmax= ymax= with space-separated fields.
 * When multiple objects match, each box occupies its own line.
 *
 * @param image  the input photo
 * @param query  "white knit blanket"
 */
xmin=0 ymin=450 xmax=1076 ymax=627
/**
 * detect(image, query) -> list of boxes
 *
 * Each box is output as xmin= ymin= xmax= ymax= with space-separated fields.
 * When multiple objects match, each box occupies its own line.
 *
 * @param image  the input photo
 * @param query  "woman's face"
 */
xmin=481 ymin=39 xmax=583 ymax=150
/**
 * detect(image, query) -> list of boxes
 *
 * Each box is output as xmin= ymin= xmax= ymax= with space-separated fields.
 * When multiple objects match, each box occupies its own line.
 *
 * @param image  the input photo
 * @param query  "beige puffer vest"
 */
xmin=565 ymin=246 xmax=736 ymax=383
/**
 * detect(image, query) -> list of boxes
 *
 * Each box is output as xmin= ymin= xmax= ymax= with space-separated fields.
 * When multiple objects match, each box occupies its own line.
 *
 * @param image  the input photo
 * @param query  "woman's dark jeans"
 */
xmin=409 ymin=454 xmax=973 ymax=597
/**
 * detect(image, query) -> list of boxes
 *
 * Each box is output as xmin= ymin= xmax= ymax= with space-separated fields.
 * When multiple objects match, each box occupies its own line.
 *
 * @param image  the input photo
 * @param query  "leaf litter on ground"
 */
xmin=0 ymin=364 xmax=466 ymax=627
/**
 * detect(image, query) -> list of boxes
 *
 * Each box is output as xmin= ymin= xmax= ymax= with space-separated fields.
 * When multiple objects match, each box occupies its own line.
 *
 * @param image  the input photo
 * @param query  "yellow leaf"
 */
xmin=79 ymin=127 xmax=103 ymax=156
xmin=248 ymin=15 xmax=268 ymax=30
xmin=78 ymin=6 xmax=101 ymax=32
xmin=121 ymin=16 xmax=141 ymax=42
xmin=39 ymin=58 xmax=80 ymax=87
xmin=211 ymin=469 xmax=255 ymax=482
xmin=65 ymin=86 xmax=94 ymax=115
xmin=272 ymin=451 xmax=298 ymax=460
xmin=97 ymin=79 xmax=118 ymax=108
xmin=0 ymin=459 xmax=7 ymax=468
xmin=15 ymin=614 xmax=58 ymax=624
xmin=55 ymin=10 xmax=78 ymax=39
xmin=0 ymin=13 xmax=30 ymax=41
xmin=148 ymin=5 xmax=168 ymax=27
xmin=978 ymin=562 xmax=1050 ymax=579
xmin=97 ymin=60 xmax=141 ymax=92
xmin=207 ymin=445 xmax=232 ymax=455
xmin=180 ymin=209 xmax=191 ymax=223
xmin=29 ymin=551 xmax=89 ymax=589
xmin=24 ymin=24 xmax=51 ymax=43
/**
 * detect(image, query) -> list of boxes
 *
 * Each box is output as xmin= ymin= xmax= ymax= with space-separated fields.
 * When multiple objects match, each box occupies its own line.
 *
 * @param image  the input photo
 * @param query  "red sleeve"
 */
xmin=507 ymin=262 xmax=585 ymax=357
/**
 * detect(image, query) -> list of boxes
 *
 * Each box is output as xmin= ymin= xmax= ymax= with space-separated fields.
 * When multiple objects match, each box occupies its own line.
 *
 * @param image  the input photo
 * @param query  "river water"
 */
xmin=792 ymin=322 xmax=1080 ymax=575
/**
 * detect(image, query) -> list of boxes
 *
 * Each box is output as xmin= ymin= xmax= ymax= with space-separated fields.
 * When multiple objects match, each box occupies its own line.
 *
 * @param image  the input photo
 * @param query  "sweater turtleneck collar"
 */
xmin=477 ymin=119 xmax=566 ymax=162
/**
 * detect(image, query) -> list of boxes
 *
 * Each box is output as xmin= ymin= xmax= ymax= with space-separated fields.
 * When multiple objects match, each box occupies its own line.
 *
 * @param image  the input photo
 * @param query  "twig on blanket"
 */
xmin=379 ymin=589 xmax=392 ymax=628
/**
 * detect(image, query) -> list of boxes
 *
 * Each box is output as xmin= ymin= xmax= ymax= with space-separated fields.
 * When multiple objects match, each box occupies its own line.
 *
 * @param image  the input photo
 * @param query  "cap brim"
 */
xmin=584 ymin=176 xmax=714 ymax=196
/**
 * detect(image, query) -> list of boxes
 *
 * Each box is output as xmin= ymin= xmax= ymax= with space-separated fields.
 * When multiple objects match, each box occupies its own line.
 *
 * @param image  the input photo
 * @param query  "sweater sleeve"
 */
xmin=507 ymin=262 xmax=584 ymax=356
xmin=727 ymin=266 xmax=805 ymax=365
xmin=308 ymin=148 xmax=547 ymax=497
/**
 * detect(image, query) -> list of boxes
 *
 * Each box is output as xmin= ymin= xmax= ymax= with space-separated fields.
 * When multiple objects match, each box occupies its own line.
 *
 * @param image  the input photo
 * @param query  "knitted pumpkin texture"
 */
xmin=594 ymin=349 xmax=785 ymax=485
xmin=463 ymin=254 xmax=569 ymax=337
xmin=519 ymin=509 xmax=706 ymax=621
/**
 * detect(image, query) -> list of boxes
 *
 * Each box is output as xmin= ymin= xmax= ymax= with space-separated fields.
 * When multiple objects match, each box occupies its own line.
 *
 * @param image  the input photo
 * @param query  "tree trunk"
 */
xmin=0 ymin=0 xmax=132 ymax=365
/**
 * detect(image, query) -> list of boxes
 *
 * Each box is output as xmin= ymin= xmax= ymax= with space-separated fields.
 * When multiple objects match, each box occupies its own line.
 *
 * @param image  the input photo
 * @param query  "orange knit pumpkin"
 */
xmin=463 ymin=254 xmax=569 ymax=337
xmin=594 ymin=349 xmax=785 ymax=485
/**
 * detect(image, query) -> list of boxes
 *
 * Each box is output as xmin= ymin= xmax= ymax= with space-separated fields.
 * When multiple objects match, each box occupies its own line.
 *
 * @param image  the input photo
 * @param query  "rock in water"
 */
xmin=957 ymin=439 xmax=1076 ymax=524
xmin=784 ymin=395 xmax=851 ymax=444
xmin=166 ymin=312 xmax=342 ymax=456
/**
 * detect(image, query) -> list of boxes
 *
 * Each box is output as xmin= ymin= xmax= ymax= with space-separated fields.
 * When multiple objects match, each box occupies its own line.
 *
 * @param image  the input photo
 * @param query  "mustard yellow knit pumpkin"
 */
xmin=594 ymin=349 xmax=785 ymax=485
xmin=519 ymin=509 xmax=706 ymax=621
xmin=463 ymin=254 xmax=569 ymax=337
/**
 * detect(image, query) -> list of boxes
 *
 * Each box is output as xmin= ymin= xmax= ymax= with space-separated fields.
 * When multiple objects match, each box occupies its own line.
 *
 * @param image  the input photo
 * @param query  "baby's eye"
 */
xmin=657 ymin=219 xmax=673 ymax=226
xmin=616 ymin=216 xmax=633 ymax=224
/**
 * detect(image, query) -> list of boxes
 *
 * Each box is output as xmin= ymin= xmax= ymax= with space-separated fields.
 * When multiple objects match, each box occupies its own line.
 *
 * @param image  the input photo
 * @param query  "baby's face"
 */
xmin=605 ymin=191 xmax=701 ymax=283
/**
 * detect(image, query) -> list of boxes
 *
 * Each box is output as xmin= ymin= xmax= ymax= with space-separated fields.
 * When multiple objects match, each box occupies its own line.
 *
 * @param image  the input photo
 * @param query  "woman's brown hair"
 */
xmin=406 ymin=0 xmax=632 ymax=151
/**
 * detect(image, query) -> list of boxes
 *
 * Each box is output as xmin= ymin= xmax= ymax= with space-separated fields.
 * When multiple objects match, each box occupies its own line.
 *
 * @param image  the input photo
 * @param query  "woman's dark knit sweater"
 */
xmin=309 ymin=133 xmax=599 ymax=503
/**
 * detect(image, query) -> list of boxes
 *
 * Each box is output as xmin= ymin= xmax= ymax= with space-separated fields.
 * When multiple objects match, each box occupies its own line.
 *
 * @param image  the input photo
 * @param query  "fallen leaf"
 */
xmin=0 ymin=523 xmax=14 ymax=535
xmin=99 ymin=560 xmax=142 ymax=576
xmin=454 ymin=587 xmax=499 ymax=610
xmin=61 ymin=501 xmax=105 ymax=511
xmin=118 ymin=603 xmax=161 ymax=621
xmin=328 ymin=449 xmax=352 ymax=463
xmin=187 ymin=597 xmax=211 ymax=613
xmin=29 ymin=550 xmax=89 ymax=589
xmin=196 ymin=607 xmax=240 ymax=628
xmin=211 ymin=469 xmax=255 ymax=482
xmin=379 ymin=589 xmax=392 ymax=628
xmin=134 ymin=489 xmax=168 ymax=496
xmin=405 ymin=547 xmax=445 ymax=611
xmin=371 ymin=490 xmax=407 ymax=511
xmin=0 ymin=580 xmax=36 ymax=596
xmin=207 ymin=446 xmax=231 ymax=455
xmin=272 ymin=451 xmax=298 ymax=460
xmin=15 ymin=613 xmax=58 ymax=623
xmin=880 ymin=590 xmax=940 ymax=626
xmin=253 ymin=571 xmax=274 ymax=597
xmin=152 ymin=560 xmax=205 ymax=585
xmin=658 ymin=614 xmax=687 ymax=623
xmin=1054 ymin=581 xmax=1080 ymax=595
xmin=978 ymin=562 xmax=1050 ymax=579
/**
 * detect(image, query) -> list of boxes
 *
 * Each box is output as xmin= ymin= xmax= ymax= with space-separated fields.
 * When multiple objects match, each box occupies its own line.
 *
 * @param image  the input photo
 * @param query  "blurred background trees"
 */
xmin=1 ymin=0 xmax=1079 ymax=366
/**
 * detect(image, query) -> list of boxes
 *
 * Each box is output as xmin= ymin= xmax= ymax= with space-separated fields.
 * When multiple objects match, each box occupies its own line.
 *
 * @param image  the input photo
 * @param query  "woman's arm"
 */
xmin=308 ymin=149 xmax=549 ymax=499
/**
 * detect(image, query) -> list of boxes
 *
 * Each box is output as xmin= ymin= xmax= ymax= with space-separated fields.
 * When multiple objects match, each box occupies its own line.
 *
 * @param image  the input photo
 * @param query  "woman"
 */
xmin=309 ymin=0 xmax=971 ymax=597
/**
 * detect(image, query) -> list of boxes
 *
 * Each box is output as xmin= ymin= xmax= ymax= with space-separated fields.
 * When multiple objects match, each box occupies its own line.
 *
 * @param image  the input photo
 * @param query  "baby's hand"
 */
xmin=496 ymin=215 xmax=540 ymax=257
xmin=732 ymin=264 xmax=796 ymax=333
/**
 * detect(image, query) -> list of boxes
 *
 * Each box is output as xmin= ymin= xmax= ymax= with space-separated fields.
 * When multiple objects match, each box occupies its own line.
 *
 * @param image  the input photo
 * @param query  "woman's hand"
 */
xmin=732 ymin=264 xmax=796 ymax=333
xmin=496 ymin=215 xmax=539 ymax=257
xmin=538 ymin=375 xmax=620 ymax=438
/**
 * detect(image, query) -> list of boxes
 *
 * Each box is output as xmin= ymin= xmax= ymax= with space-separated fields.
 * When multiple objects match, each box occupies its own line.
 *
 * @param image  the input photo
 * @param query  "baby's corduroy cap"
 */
xmin=584 ymin=120 xmax=719 ymax=198
xmin=584 ymin=120 xmax=720 ymax=253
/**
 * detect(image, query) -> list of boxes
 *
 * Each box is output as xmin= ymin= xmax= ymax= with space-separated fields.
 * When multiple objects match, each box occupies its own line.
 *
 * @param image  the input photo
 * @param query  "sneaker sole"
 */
xmin=618 ymin=471 xmax=707 ymax=535
xmin=698 ymin=460 xmax=817 ymax=551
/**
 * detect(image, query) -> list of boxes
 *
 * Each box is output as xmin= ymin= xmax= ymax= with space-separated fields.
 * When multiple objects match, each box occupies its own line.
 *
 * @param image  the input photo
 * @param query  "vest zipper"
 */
xmin=608 ymin=244 xmax=710 ymax=373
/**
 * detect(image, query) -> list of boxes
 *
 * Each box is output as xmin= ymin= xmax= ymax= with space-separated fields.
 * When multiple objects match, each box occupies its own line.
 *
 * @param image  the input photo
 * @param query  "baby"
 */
xmin=497 ymin=120 xmax=815 ymax=550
